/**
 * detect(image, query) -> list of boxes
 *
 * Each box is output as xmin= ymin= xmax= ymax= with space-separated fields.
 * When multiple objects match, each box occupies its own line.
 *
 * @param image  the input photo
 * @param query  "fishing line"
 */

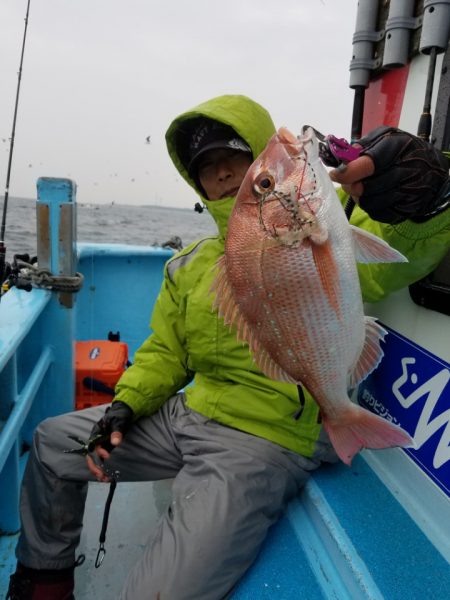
xmin=0 ymin=0 xmax=32 ymax=297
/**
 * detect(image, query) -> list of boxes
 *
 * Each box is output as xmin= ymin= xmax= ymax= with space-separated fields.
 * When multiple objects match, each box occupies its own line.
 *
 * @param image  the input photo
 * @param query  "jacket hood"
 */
xmin=165 ymin=94 xmax=276 ymax=237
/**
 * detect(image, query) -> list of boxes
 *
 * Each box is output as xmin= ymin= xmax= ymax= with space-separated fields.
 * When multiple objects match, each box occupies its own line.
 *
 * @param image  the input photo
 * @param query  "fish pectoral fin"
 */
xmin=350 ymin=225 xmax=408 ymax=264
xmin=311 ymin=239 xmax=341 ymax=318
xmin=348 ymin=317 xmax=387 ymax=388
xmin=322 ymin=403 xmax=414 ymax=466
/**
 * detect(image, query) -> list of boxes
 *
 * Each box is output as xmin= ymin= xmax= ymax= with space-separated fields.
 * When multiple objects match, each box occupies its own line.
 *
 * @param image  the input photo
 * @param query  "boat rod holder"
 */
xmin=419 ymin=0 xmax=450 ymax=54
xmin=350 ymin=0 xmax=450 ymax=84
xmin=383 ymin=0 xmax=423 ymax=68
xmin=349 ymin=0 xmax=383 ymax=89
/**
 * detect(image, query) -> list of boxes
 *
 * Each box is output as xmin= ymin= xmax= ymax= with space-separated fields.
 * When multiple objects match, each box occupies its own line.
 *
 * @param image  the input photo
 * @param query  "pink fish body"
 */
xmin=213 ymin=127 xmax=414 ymax=465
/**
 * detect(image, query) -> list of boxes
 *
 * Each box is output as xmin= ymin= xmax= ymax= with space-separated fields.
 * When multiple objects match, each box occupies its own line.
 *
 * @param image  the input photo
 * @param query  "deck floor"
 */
xmin=2 ymin=458 xmax=449 ymax=599
xmin=75 ymin=479 xmax=173 ymax=598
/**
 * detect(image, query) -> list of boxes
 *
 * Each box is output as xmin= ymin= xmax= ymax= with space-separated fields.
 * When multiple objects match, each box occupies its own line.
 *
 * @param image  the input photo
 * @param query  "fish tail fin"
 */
xmin=322 ymin=403 xmax=414 ymax=466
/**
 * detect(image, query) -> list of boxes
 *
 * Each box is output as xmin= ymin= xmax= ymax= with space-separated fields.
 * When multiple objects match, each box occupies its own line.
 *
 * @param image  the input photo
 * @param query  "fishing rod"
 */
xmin=0 ymin=0 xmax=32 ymax=298
xmin=344 ymin=86 xmax=366 ymax=220
xmin=345 ymin=0 xmax=381 ymax=221
xmin=416 ymin=0 xmax=450 ymax=143
xmin=417 ymin=46 xmax=438 ymax=142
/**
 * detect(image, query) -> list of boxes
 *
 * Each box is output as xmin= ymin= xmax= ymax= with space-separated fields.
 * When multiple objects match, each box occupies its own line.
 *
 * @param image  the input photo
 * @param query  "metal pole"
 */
xmin=0 ymin=0 xmax=32 ymax=295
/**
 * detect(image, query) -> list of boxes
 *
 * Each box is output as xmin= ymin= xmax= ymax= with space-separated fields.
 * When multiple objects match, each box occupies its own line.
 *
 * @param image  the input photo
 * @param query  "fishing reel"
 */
xmin=1 ymin=253 xmax=36 ymax=295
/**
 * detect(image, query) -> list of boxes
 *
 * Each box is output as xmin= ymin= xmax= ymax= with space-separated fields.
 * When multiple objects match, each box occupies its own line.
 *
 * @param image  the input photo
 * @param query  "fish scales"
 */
xmin=212 ymin=127 xmax=414 ymax=464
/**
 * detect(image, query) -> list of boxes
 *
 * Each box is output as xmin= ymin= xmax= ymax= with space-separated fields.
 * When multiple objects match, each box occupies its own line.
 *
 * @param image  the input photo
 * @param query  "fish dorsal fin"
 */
xmin=350 ymin=225 xmax=408 ymax=264
xmin=348 ymin=317 xmax=387 ymax=388
xmin=211 ymin=256 xmax=297 ymax=384
xmin=210 ymin=256 xmax=241 ymax=327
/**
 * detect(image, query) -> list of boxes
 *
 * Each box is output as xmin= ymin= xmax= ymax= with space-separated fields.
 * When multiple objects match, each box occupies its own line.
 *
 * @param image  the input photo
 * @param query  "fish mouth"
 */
xmin=220 ymin=187 xmax=240 ymax=199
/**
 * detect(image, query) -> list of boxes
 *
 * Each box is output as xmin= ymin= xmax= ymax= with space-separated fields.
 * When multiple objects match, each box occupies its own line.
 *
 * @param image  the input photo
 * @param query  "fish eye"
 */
xmin=253 ymin=172 xmax=275 ymax=195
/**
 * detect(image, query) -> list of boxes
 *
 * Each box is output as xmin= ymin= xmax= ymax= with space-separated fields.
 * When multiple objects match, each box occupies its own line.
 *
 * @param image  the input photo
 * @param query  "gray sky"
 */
xmin=0 ymin=0 xmax=358 ymax=208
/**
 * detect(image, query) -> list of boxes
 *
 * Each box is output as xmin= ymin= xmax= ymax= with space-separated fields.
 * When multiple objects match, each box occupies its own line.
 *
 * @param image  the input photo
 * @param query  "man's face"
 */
xmin=197 ymin=148 xmax=253 ymax=200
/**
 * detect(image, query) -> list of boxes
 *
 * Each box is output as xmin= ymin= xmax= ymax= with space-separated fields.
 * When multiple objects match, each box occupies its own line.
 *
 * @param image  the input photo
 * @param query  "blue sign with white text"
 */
xmin=357 ymin=324 xmax=450 ymax=499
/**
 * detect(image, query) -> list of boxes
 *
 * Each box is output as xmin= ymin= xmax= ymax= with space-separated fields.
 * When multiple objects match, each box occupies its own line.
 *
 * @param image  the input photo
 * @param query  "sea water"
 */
xmin=1 ymin=196 xmax=217 ymax=262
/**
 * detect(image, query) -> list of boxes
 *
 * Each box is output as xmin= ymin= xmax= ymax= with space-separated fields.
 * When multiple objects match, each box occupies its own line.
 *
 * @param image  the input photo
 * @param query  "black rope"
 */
xmin=95 ymin=479 xmax=117 ymax=568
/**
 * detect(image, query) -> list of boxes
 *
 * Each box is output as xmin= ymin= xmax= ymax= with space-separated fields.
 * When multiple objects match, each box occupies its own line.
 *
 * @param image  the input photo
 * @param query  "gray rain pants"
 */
xmin=16 ymin=394 xmax=332 ymax=600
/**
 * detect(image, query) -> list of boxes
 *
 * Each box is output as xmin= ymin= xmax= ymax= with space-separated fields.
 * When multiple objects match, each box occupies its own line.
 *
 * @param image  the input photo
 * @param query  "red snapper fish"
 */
xmin=212 ymin=126 xmax=414 ymax=465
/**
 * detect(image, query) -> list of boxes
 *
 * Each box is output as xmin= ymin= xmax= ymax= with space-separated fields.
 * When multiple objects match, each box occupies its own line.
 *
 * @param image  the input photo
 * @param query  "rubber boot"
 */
xmin=6 ymin=562 xmax=75 ymax=600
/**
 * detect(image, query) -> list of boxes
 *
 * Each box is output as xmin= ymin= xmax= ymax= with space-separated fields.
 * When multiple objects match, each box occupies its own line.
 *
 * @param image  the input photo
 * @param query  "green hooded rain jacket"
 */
xmin=114 ymin=94 xmax=450 ymax=457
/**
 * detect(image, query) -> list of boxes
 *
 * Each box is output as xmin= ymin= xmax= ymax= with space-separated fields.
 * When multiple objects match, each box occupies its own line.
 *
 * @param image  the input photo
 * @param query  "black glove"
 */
xmin=89 ymin=401 xmax=134 ymax=451
xmin=357 ymin=126 xmax=449 ymax=224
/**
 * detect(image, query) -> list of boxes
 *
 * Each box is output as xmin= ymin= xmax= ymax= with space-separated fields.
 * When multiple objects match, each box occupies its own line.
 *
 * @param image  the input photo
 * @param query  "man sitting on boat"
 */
xmin=7 ymin=94 xmax=449 ymax=600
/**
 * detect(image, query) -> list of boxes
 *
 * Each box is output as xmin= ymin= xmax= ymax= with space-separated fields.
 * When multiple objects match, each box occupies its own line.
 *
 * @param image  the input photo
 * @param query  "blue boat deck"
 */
xmin=2 ymin=454 xmax=447 ymax=599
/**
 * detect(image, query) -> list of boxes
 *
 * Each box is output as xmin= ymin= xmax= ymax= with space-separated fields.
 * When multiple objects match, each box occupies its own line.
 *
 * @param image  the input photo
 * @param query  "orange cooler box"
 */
xmin=75 ymin=341 xmax=128 ymax=410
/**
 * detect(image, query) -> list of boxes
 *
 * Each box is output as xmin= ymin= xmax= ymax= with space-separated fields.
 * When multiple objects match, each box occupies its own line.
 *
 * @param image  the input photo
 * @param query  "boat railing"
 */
xmin=0 ymin=178 xmax=77 ymax=533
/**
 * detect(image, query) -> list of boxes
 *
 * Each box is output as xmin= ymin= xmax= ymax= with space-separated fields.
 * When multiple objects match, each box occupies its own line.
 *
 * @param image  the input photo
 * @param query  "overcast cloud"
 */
xmin=0 ymin=0 xmax=358 ymax=208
